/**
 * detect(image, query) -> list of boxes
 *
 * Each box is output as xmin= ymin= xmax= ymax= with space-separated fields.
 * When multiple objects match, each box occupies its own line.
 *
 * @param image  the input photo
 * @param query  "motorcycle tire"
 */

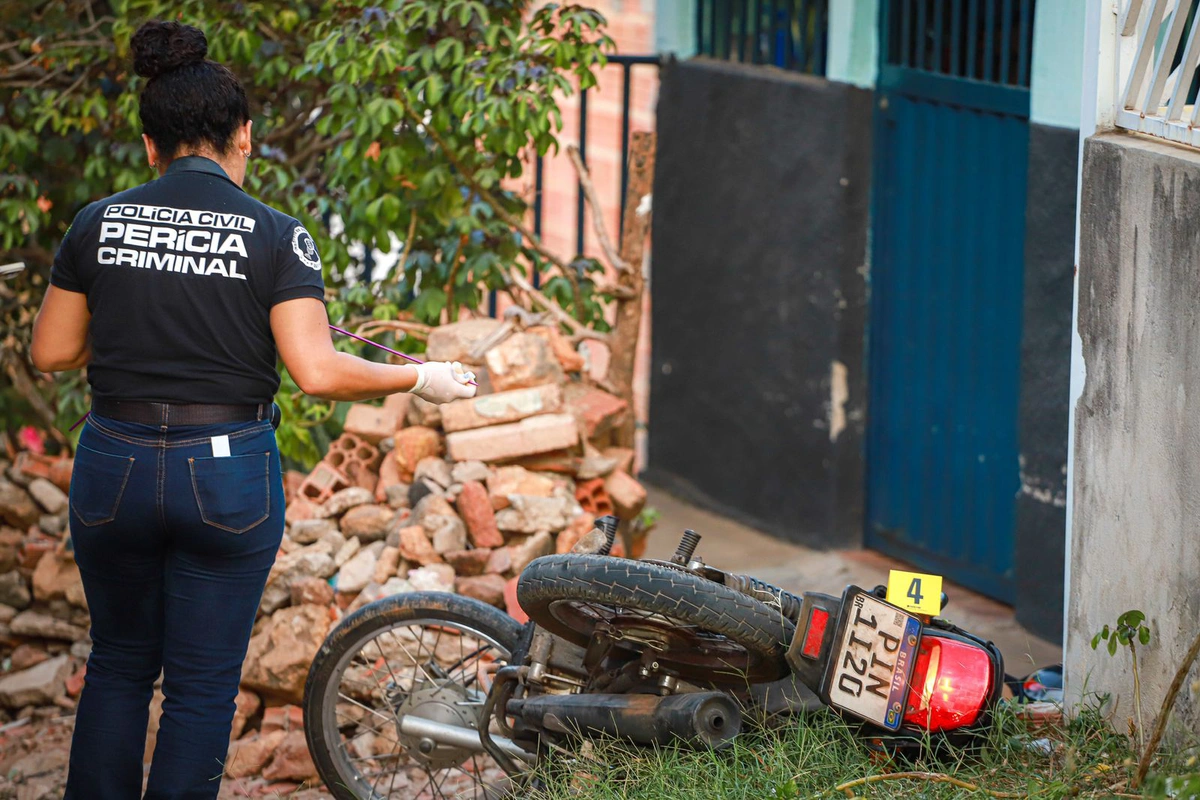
xmin=517 ymin=554 xmax=796 ymax=684
xmin=303 ymin=591 xmax=526 ymax=800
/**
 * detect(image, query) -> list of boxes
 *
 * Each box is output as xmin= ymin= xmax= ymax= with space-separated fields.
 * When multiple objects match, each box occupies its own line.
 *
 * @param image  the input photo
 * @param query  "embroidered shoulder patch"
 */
xmin=291 ymin=226 xmax=321 ymax=270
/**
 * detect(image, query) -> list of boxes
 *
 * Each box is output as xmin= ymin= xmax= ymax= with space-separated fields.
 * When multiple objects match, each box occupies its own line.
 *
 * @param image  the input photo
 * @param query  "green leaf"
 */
xmin=426 ymin=74 xmax=445 ymax=105
xmin=1139 ymin=627 xmax=1151 ymax=646
xmin=1120 ymin=610 xmax=1146 ymax=627
xmin=1108 ymin=635 xmax=1119 ymax=657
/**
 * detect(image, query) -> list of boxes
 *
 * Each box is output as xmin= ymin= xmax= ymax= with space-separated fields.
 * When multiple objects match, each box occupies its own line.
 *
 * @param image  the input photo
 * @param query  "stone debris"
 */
xmin=0 ymin=316 xmax=654 ymax=791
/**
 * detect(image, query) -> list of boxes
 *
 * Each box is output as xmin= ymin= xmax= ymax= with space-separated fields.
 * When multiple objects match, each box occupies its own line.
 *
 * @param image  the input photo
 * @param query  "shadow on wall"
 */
xmin=646 ymin=57 xmax=872 ymax=550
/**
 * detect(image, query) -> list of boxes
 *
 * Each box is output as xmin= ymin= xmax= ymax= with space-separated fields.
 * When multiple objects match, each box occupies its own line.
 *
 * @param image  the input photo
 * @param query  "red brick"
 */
xmin=444 ymin=548 xmax=492 ymax=577
xmin=383 ymin=392 xmax=413 ymax=429
xmin=455 ymin=574 xmax=507 ymax=607
xmin=324 ymin=433 xmax=382 ymax=493
xmin=19 ymin=535 xmax=55 ymax=571
xmin=343 ymin=402 xmax=401 ymax=444
xmin=487 ymin=466 xmax=557 ymax=506
xmin=527 ymin=326 xmax=585 ymax=372
xmin=12 ymin=452 xmax=56 ymax=483
xmin=510 ymin=450 xmax=581 ymax=474
xmin=504 ymin=577 xmax=528 ymax=624
xmin=555 ymin=515 xmax=596 ymax=554
xmin=53 ymin=457 xmax=79 ymax=493
xmin=426 ymin=318 xmax=505 ymax=362
xmin=602 ymin=447 xmax=636 ymax=476
xmin=261 ymin=706 xmax=288 ymax=734
xmin=397 ymin=525 xmax=442 ymax=565
xmin=575 ymin=479 xmax=615 ymax=518
xmin=455 ymin=481 xmax=504 ymax=548
xmin=564 ymin=384 xmax=628 ymax=440
xmin=440 ymin=384 xmax=564 ymax=432
xmin=66 ymin=665 xmax=86 ymax=697
xmin=445 ymin=414 xmax=578 ymax=463
xmin=374 ymin=453 xmax=403 ymax=504
xmin=283 ymin=470 xmax=306 ymax=505
xmin=393 ymin=427 xmax=443 ymax=482
xmin=484 ymin=332 xmax=564 ymax=392
xmin=484 ymin=546 xmax=512 ymax=575
xmin=604 ymin=470 xmax=646 ymax=518
xmin=284 ymin=498 xmax=320 ymax=524
xmin=297 ymin=462 xmax=349 ymax=505
xmin=290 ymin=576 xmax=334 ymax=607
xmin=261 ymin=729 xmax=318 ymax=782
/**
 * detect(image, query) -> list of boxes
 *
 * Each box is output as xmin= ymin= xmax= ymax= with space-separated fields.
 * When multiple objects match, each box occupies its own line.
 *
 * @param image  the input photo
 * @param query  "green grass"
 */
xmin=526 ymin=701 xmax=1182 ymax=799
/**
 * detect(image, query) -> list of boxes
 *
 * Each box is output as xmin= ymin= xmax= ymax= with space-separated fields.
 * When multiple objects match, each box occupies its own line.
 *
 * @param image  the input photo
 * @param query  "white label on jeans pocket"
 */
xmin=211 ymin=435 xmax=231 ymax=458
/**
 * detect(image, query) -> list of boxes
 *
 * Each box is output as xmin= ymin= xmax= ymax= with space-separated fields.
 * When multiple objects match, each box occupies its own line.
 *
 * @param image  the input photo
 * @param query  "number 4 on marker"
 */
xmin=907 ymin=577 xmax=923 ymax=605
xmin=886 ymin=570 xmax=943 ymax=616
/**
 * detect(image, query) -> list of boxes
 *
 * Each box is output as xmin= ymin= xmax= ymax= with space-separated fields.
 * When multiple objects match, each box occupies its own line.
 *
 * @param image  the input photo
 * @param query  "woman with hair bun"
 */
xmin=30 ymin=19 xmax=475 ymax=799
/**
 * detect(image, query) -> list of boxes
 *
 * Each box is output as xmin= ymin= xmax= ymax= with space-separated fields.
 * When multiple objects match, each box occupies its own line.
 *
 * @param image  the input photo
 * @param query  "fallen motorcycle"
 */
xmin=303 ymin=516 xmax=1005 ymax=799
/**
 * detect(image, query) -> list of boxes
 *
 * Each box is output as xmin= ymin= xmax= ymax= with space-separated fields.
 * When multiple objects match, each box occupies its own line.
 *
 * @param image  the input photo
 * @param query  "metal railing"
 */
xmin=490 ymin=53 xmax=662 ymax=313
xmin=1114 ymin=0 xmax=1200 ymax=146
xmin=694 ymin=0 xmax=829 ymax=75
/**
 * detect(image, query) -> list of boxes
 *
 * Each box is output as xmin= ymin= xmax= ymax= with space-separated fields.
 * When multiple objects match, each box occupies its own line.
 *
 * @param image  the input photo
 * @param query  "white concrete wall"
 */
xmin=1069 ymin=131 xmax=1200 ymax=740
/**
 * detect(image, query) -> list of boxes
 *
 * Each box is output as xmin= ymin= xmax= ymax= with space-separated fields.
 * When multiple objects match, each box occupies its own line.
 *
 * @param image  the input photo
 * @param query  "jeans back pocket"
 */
xmin=70 ymin=443 xmax=135 ymax=527
xmin=189 ymin=453 xmax=271 ymax=534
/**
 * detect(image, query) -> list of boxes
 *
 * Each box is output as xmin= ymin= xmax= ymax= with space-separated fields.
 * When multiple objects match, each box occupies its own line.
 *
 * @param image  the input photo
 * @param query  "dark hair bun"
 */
xmin=131 ymin=21 xmax=208 ymax=80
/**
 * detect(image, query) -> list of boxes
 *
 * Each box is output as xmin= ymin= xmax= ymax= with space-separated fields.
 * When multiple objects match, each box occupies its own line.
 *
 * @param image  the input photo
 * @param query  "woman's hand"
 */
xmin=272 ymin=297 xmax=476 ymax=403
xmin=411 ymin=361 xmax=477 ymax=404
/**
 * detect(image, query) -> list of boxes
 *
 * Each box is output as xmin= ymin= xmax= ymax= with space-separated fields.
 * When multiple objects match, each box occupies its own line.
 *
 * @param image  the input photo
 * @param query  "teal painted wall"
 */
xmin=655 ymin=0 xmax=697 ymax=56
xmin=826 ymin=0 xmax=879 ymax=88
xmin=1030 ymin=0 xmax=1086 ymax=129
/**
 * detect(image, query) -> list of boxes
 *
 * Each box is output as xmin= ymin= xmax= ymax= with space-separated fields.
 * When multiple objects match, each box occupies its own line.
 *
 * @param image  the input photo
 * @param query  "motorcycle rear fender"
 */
xmin=784 ymin=592 xmax=842 ymax=692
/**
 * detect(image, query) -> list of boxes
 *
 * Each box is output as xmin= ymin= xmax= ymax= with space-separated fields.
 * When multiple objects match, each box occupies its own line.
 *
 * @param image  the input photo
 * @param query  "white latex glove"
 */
xmin=410 ymin=361 xmax=476 ymax=404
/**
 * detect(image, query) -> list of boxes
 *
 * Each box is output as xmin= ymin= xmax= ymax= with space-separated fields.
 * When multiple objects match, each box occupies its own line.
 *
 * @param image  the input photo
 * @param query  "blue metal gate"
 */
xmin=865 ymin=0 xmax=1034 ymax=603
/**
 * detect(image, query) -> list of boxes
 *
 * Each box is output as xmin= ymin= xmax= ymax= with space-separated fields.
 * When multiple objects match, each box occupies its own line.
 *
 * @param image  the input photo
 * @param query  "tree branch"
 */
xmin=288 ymin=129 xmax=352 ymax=170
xmin=264 ymin=103 xmax=324 ymax=146
xmin=390 ymin=206 xmax=418 ymax=283
xmin=507 ymin=270 xmax=607 ymax=342
xmin=823 ymin=772 xmax=1025 ymax=799
xmin=566 ymin=143 xmax=630 ymax=273
xmin=444 ymin=241 xmax=466 ymax=323
xmin=1134 ymin=627 xmax=1200 ymax=788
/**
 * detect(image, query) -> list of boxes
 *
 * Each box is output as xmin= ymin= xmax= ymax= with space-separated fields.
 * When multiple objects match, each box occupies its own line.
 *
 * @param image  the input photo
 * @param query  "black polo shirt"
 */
xmin=50 ymin=156 xmax=326 ymax=405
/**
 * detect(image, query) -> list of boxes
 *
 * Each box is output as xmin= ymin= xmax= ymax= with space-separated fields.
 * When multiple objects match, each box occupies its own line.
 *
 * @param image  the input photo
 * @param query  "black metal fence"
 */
xmin=885 ymin=0 xmax=1034 ymax=88
xmin=695 ymin=0 xmax=830 ymax=75
xmin=492 ymin=53 xmax=663 ymax=312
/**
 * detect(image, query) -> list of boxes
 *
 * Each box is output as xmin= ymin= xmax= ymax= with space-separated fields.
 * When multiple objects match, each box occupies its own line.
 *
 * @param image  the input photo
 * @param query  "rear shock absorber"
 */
xmin=723 ymin=573 xmax=804 ymax=624
xmin=671 ymin=529 xmax=702 ymax=565
xmin=595 ymin=515 xmax=620 ymax=556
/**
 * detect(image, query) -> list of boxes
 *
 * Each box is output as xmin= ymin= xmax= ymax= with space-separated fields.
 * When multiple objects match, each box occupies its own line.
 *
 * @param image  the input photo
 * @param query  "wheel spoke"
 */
xmin=317 ymin=613 xmax=516 ymax=799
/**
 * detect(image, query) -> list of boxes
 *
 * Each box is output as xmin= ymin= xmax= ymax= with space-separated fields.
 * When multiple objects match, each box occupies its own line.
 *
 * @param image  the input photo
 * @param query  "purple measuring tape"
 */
xmin=67 ymin=325 xmax=473 ymax=432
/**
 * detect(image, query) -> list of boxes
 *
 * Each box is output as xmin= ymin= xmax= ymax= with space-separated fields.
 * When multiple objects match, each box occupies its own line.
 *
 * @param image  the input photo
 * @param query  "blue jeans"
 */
xmin=63 ymin=414 xmax=284 ymax=800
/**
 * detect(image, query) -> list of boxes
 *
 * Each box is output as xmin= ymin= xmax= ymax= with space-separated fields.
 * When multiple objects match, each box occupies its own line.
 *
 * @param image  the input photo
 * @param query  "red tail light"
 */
xmin=903 ymin=633 xmax=993 ymax=731
xmin=800 ymin=607 xmax=829 ymax=659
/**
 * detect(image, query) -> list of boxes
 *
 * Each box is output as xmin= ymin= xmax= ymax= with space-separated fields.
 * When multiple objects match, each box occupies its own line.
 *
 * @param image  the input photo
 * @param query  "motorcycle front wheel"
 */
xmin=303 ymin=592 xmax=527 ymax=799
xmin=516 ymin=554 xmax=796 ymax=685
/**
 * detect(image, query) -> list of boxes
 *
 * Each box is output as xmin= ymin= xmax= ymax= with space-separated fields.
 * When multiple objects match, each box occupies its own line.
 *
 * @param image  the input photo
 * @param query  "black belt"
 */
xmin=92 ymin=398 xmax=274 ymax=426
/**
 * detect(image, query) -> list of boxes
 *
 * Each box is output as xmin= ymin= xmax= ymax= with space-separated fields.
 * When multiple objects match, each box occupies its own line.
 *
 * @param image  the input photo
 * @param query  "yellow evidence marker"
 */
xmin=886 ymin=569 xmax=943 ymax=616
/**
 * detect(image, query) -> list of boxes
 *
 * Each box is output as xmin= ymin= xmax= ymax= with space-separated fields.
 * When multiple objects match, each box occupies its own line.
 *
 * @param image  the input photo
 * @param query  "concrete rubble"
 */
xmin=0 ymin=317 xmax=653 ymax=793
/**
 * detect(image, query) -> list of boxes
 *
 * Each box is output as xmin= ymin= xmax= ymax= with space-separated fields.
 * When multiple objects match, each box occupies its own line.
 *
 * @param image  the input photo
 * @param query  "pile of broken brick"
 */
xmin=0 ymin=316 xmax=652 ymax=795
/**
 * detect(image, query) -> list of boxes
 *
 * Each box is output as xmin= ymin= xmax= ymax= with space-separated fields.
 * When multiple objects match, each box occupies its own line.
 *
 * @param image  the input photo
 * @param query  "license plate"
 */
xmin=821 ymin=589 xmax=921 ymax=731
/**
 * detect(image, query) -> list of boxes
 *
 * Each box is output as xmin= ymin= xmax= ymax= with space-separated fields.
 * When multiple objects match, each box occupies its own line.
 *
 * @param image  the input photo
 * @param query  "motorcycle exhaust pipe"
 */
xmin=508 ymin=691 xmax=742 ymax=750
